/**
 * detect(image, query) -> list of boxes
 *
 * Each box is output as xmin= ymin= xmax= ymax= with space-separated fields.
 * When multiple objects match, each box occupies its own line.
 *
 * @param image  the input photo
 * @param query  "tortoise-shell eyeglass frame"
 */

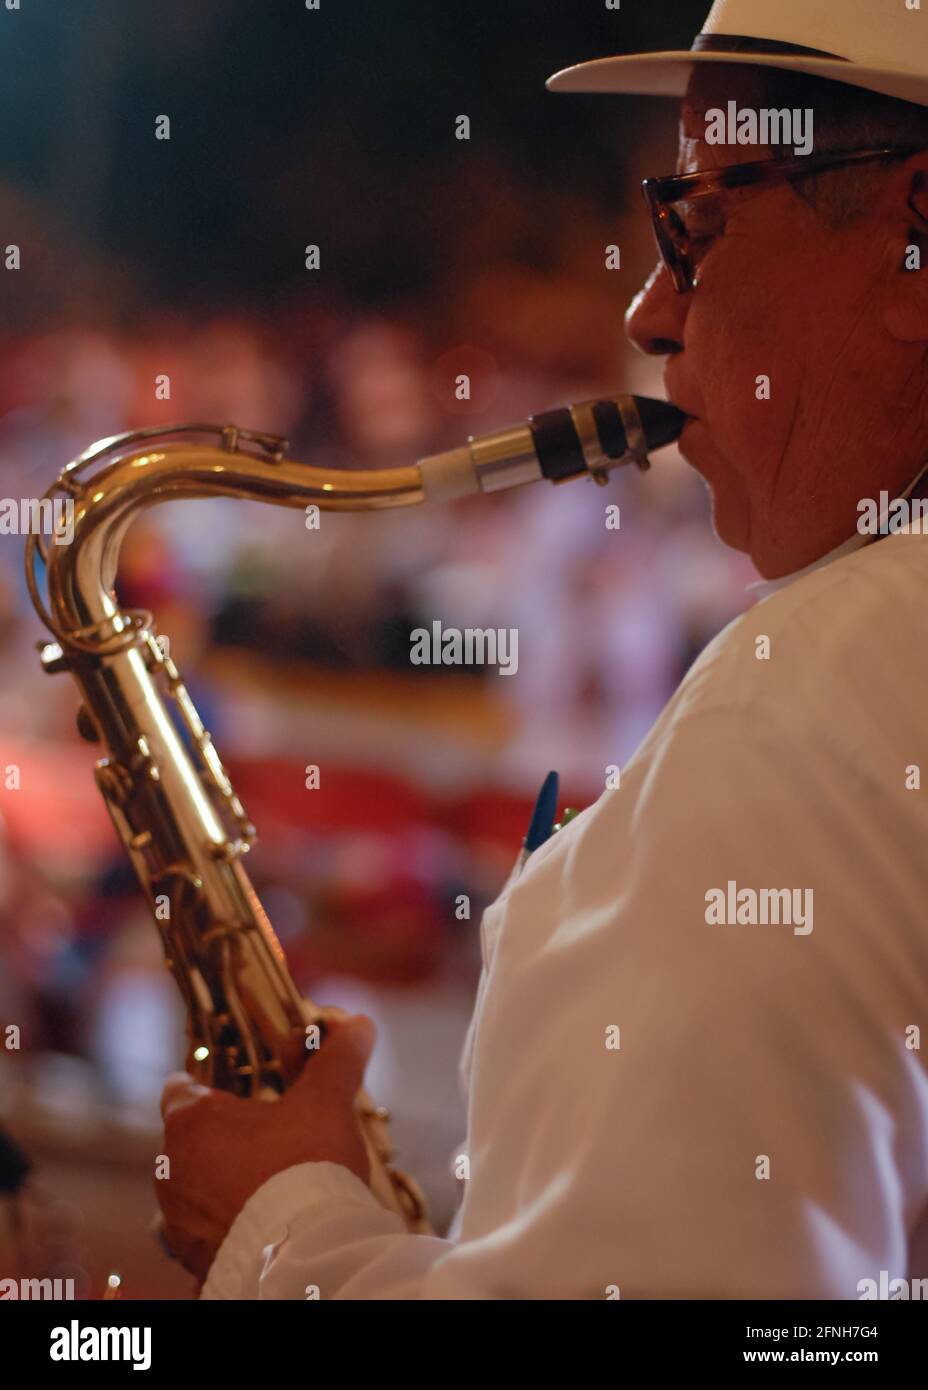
xmin=642 ymin=147 xmax=922 ymax=293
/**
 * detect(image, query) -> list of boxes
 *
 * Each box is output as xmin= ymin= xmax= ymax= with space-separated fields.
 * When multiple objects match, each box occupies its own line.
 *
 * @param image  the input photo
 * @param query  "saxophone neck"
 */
xmin=34 ymin=423 xmax=425 ymax=651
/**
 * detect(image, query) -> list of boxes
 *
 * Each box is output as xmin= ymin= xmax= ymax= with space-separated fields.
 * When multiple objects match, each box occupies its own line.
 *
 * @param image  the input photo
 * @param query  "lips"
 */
xmin=664 ymin=393 xmax=698 ymax=423
xmin=662 ymin=372 xmax=700 ymax=423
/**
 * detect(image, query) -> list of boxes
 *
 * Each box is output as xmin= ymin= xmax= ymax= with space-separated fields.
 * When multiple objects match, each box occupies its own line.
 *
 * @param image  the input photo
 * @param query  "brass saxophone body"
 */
xmin=23 ymin=399 xmax=683 ymax=1237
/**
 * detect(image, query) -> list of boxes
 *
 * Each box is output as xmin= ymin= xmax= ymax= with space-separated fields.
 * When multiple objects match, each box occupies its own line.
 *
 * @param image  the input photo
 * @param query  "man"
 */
xmin=158 ymin=0 xmax=928 ymax=1298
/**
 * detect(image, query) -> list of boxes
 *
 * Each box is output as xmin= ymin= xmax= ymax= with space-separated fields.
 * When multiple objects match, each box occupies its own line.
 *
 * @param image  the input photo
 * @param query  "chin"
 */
xmin=750 ymin=536 xmax=833 ymax=582
xmin=679 ymin=422 xmax=763 ymax=568
xmin=750 ymin=549 xmax=796 ymax=581
xmin=722 ymin=514 xmax=806 ymax=580
xmin=710 ymin=501 xmax=751 ymax=560
xmin=698 ymin=470 xmax=751 ymax=560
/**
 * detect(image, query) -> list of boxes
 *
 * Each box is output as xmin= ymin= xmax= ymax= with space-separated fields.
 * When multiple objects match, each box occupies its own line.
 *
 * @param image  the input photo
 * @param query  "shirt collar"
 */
xmin=747 ymin=462 xmax=928 ymax=603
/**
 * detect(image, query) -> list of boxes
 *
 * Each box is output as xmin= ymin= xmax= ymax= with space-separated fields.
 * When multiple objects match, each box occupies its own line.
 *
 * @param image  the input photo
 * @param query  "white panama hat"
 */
xmin=547 ymin=0 xmax=928 ymax=108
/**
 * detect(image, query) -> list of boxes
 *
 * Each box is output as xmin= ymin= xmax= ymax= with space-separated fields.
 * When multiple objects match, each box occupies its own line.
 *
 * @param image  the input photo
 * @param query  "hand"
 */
xmin=155 ymin=1011 xmax=375 ymax=1284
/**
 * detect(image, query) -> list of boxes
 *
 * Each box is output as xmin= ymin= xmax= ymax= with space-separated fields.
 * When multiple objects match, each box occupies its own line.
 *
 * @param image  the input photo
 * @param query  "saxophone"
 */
xmin=23 ymin=396 xmax=683 ymax=1238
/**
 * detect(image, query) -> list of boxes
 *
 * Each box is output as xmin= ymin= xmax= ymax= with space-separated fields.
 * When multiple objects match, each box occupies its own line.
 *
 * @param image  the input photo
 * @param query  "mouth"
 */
xmin=665 ymin=395 xmax=698 ymax=425
xmin=661 ymin=372 xmax=699 ymax=424
xmin=669 ymin=405 xmax=708 ymax=467
xmin=670 ymin=403 xmax=699 ymax=452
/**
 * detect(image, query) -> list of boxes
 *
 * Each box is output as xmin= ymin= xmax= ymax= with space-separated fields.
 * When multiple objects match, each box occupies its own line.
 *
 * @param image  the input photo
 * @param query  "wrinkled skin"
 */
xmin=156 ymin=1011 xmax=373 ymax=1285
xmin=626 ymin=67 xmax=928 ymax=578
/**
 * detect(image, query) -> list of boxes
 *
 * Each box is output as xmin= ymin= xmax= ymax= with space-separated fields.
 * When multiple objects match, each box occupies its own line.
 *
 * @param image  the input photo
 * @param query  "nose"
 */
xmin=624 ymin=260 xmax=688 ymax=359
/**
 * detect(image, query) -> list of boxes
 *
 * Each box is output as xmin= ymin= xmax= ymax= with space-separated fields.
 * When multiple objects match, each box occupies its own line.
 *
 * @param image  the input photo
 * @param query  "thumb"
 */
xmin=291 ymin=1013 xmax=376 ymax=1100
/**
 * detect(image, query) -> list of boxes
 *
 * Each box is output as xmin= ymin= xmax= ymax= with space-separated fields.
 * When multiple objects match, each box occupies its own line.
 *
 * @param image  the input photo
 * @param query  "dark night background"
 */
xmin=1 ymin=0 xmax=707 ymax=318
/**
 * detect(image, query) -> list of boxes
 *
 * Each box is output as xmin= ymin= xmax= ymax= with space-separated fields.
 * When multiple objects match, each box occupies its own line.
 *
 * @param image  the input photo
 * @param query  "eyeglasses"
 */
xmin=642 ymin=147 xmax=921 ymax=294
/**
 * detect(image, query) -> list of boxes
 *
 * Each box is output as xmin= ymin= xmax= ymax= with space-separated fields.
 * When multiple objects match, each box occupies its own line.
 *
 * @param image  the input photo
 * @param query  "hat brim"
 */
xmin=546 ymin=51 xmax=928 ymax=109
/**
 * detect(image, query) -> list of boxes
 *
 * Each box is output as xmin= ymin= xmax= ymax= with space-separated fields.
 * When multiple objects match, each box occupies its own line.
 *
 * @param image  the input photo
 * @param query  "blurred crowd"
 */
xmin=0 ymin=279 xmax=757 ymax=1136
xmin=0 ymin=0 xmax=752 ymax=1222
xmin=0 ymin=0 xmax=746 ymax=1284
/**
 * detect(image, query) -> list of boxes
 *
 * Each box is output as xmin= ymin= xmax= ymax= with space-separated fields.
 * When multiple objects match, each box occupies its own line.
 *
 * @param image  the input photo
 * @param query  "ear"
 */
xmin=884 ymin=154 xmax=928 ymax=344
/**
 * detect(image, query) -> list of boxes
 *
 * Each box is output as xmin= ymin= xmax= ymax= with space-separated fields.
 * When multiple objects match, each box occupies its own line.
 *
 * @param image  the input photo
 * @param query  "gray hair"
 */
xmin=759 ymin=69 xmax=928 ymax=225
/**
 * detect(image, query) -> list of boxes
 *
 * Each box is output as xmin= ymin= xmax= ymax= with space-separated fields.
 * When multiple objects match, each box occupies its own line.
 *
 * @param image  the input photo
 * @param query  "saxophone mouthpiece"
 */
xmin=417 ymin=394 xmax=686 ymax=503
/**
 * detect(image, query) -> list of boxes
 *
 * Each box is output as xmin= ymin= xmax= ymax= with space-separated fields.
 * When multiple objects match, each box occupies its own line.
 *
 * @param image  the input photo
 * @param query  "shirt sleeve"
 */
xmin=199 ymin=1162 xmax=455 ymax=1300
xmin=203 ymin=702 xmax=928 ymax=1299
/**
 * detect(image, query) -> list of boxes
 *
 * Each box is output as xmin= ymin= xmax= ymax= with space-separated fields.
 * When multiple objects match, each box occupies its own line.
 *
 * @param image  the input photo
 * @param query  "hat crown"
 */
xmin=703 ymin=0 xmax=924 ymax=70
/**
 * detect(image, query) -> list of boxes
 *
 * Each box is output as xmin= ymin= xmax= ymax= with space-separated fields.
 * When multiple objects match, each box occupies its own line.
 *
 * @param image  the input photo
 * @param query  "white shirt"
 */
xmin=202 ymin=526 xmax=928 ymax=1300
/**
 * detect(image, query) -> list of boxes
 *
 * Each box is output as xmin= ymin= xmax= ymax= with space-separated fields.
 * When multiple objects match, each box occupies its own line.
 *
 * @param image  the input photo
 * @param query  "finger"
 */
xmin=159 ymin=1220 xmax=189 ymax=1263
xmin=159 ymin=1222 xmax=217 ymax=1282
xmin=150 ymin=1211 xmax=174 ymax=1259
xmin=292 ymin=1014 xmax=376 ymax=1098
xmin=161 ymin=1071 xmax=211 ymax=1120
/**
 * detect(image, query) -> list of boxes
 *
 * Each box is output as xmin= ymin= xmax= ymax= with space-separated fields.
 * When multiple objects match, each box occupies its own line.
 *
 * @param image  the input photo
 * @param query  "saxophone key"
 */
xmin=76 ymin=705 xmax=100 ymax=741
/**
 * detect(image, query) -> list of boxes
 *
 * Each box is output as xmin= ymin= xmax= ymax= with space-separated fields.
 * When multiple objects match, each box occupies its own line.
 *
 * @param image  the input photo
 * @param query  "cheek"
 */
xmin=685 ymin=248 xmax=812 ymax=471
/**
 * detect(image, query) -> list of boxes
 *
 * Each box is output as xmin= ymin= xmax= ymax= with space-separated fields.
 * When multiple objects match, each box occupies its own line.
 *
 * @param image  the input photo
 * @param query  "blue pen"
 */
xmin=514 ymin=770 xmax=559 ymax=877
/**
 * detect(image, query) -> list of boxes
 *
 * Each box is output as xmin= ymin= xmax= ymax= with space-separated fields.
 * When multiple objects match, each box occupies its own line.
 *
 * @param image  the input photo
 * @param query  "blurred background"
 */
xmin=0 ymin=0 xmax=755 ymax=1297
